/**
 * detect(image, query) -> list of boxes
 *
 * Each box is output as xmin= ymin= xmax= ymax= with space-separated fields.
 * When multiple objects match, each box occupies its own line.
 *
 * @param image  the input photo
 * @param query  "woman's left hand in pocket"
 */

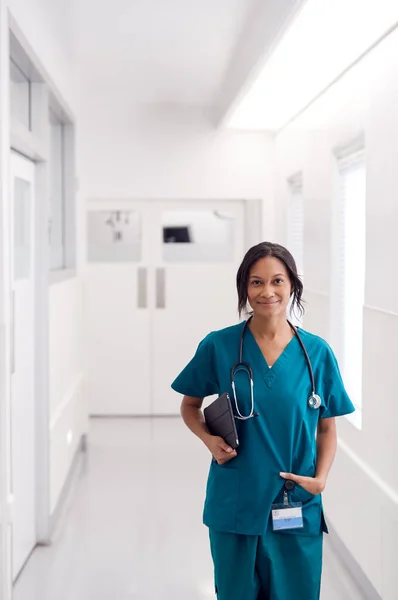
xmin=279 ymin=472 xmax=326 ymax=496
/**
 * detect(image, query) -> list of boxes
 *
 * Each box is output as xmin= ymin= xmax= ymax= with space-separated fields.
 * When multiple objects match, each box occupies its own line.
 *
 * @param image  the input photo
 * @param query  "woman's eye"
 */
xmin=252 ymin=280 xmax=261 ymax=286
xmin=274 ymin=279 xmax=284 ymax=284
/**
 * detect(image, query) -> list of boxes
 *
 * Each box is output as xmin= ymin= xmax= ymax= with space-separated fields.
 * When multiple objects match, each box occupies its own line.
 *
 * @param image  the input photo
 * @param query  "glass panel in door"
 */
xmin=162 ymin=209 xmax=236 ymax=262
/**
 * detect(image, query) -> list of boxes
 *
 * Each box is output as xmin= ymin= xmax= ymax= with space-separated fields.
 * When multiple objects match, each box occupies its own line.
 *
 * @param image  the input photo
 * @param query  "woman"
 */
xmin=171 ymin=242 xmax=354 ymax=600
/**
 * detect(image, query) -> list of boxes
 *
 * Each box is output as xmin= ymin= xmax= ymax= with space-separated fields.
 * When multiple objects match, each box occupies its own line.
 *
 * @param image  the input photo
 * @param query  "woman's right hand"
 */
xmin=204 ymin=435 xmax=237 ymax=464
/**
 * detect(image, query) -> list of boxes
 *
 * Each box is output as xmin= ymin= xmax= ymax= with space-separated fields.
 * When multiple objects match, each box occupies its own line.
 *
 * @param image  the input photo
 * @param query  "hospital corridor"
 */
xmin=0 ymin=1 xmax=397 ymax=599
xmin=11 ymin=418 xmax=364 ymax=600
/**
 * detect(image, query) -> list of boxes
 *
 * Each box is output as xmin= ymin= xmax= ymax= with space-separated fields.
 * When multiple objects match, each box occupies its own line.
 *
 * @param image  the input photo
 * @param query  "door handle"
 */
xmin=156 ymin=268 xmax=165 ymax=309
xmin=137 ymin=267 xmax=147 ymax=309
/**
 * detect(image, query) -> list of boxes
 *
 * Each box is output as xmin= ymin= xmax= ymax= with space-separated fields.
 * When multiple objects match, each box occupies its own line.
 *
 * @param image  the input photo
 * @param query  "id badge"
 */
xmin=272 ymin=502 xmax=303 ymax=531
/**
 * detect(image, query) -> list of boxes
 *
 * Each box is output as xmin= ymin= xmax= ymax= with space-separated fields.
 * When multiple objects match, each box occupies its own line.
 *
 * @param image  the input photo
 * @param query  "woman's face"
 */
xmin=247 ymin=256 xmax=292 ymax=318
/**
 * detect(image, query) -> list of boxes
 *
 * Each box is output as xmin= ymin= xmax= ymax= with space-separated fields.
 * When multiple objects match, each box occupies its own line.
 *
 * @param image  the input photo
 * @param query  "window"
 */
xmin=161 ymin=210 xmax=235 ymax=262
xmin=14 ymin=177 xmax=32 ymax=280
xmin=48 ymin=105 xmax=76 ymax=274
xmin=287 ymin=174 xmax=304 ymax=325
xmin=10 ymin=29 xmax=76 ymax=278
xmin=87 ymin=210 xmax=142 ymax=262
xmin=9 ymin=57 xmax=31 ymax=130
xmin=49 ymin=108 xmax=68 ymax=271
xmin=287 ymin=173 xmax=304 ymax=279
xmin=332 ymin=150 xmax=366 ymax=429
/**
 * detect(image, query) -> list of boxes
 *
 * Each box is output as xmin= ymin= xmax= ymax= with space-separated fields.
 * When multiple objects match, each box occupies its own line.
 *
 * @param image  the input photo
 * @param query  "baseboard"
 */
xmin=47 ymin=434 xmax=88 ymax=541
xmin=90 ymin=414 xmax=180 ymax=419
xmin=326 ymin=519 xmax=382 ymax=599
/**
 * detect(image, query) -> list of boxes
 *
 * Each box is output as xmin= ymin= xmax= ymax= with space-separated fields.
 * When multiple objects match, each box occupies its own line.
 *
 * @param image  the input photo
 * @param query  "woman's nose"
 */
xmin=261 ymin=286 xmax=274 ymax=298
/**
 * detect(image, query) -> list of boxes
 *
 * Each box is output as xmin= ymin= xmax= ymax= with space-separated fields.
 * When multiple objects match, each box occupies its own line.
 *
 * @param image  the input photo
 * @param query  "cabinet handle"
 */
xmin=156 ymin=268 xmax=165 ymax=309
xmin=137 ymin=268 xmax=147 ymax=308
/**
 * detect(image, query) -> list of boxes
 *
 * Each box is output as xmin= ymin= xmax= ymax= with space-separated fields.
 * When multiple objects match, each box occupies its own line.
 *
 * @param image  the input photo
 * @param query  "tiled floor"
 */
xmin=14 ymin=418 xmax=364 ymax=599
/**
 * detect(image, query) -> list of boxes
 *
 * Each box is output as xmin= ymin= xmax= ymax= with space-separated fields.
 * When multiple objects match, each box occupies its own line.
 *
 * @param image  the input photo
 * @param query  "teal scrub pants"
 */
xmin=209 ymin=529 xmax=323 ymax=600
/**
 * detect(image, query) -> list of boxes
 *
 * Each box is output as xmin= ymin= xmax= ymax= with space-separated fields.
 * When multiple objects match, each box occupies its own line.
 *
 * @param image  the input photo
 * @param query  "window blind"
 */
xmin=287 ymin=173 xmax=304 ymax=279
xmin=333 ymin=153 xmax=366 ymax=420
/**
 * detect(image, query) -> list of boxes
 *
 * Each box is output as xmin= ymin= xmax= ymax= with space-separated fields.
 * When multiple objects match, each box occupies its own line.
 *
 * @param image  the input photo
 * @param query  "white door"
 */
xmin=151 ymin=201 xmax=245 ymax=414
xmin=85 ymin=200 xmax=246 ymax=416
xmin=86 ymin=202 xmax=152 ymax=415
xmin=10 ymin=152 xmax=36 ymax=579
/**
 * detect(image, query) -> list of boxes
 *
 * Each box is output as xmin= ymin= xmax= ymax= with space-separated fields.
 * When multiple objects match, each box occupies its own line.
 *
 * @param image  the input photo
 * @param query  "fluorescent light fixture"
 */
xmin=226 ymin=0 xmax=398 ymax=131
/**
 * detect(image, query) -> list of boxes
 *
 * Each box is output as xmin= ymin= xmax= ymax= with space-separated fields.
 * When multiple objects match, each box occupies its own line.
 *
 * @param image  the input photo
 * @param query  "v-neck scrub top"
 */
xmin=171 ymin=321 xmax=355 ymax=537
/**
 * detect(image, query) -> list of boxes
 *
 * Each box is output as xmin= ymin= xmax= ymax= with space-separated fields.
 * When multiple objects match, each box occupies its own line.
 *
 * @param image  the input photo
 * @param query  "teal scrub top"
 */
xmin=171 ymin=321 xmax=355 ymax=537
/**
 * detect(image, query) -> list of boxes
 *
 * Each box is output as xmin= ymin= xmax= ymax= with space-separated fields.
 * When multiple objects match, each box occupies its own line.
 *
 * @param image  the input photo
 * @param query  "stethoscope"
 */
xmin=231 ymin=317 xmax=322 ymax=420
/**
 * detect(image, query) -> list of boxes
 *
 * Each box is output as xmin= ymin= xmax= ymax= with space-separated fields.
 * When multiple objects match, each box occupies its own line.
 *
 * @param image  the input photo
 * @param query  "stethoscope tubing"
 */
xmin=231 ymin=317 xmax=320 ymax=419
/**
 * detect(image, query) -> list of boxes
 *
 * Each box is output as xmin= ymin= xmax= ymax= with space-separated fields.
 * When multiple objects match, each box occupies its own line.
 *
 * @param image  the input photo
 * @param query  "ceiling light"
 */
xmin=225 ymin=0 xmax=398 ymax=131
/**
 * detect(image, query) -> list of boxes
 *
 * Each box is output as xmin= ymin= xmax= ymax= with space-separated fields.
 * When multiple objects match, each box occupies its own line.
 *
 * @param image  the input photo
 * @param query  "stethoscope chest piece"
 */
xmin=232 ymin=317 xmax=322 ymax=419
xmin=308 ymin=393 xmax=322 ymax=410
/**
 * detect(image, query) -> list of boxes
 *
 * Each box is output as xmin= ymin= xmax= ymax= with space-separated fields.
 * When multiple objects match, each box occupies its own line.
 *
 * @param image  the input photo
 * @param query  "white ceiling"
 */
xmin=75 ymin=0 xmax=298 ymax=109
xmin=75 ymin=0 xmax=255 ymax=104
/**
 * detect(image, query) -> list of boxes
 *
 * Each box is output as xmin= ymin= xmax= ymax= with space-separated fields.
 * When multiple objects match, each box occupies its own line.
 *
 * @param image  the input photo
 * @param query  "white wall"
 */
xmin=77 ymin=99 xmax=275 ymax=241
xmin=274 ymin=29 xmax=398 ymax=599
xmin=7 ymin=0 xmax=75 ymax=109
xmin=49 ymin=278 xmax=87 ymax=512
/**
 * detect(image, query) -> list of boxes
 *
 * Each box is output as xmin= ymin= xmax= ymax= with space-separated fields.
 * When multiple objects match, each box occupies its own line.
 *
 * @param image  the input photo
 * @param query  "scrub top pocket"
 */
xmin=291 ymin=483 xmax=316 ymax=505
xmin=203 ymin=463 xmax=240 ymax=532
xmin=279 ymin=486 xmax=323 ymax=537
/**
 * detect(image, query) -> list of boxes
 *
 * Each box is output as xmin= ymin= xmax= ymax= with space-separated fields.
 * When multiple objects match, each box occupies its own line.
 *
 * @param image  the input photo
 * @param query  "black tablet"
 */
xmin=204 ymin=392 xmax=239 ymax=450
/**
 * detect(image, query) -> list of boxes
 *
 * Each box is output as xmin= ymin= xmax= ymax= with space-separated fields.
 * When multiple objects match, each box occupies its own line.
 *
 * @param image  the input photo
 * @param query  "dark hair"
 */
xmin=236 ymin=242 xmax=304 ymax=318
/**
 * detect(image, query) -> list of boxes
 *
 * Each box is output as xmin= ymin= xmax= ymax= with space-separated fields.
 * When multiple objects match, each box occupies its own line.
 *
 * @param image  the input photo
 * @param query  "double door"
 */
xmin=86 ymin=200 xmax=246 ymax=415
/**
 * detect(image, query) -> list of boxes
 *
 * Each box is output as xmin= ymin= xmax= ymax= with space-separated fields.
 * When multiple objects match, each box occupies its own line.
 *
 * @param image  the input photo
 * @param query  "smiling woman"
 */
xmin=172 ymin=241 xmax=355 ymax=600
xmin=237 ymin=243 xmax=304 ymax=367
xmin=237 ymin=242 xmax=304 ymax=320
